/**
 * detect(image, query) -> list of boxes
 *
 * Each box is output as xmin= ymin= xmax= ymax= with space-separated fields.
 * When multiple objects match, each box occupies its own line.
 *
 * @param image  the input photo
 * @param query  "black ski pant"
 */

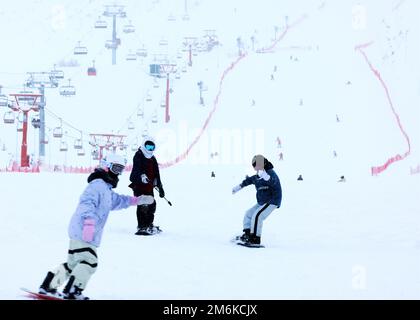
xmin=135 ymin=199 xmax=156 ymax=229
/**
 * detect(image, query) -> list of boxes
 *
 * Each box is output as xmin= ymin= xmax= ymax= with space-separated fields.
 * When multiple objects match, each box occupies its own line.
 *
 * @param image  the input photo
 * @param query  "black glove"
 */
xmin=158 ymin=186 xmax=165 ymax=198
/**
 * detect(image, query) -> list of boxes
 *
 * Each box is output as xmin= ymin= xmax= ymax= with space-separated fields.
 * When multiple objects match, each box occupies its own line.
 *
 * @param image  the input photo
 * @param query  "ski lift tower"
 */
xmin=26 ymin=72 xmax=59 ymax=165
xmin=89 ymin=133 xmax=126 ymax=161
xmin=9 ymin=92 xmax=42 ymax=167
xmin=183 ymin=0 xmax=190 ymax=21
xmin=103 ymin=4 xmax=126 ymax=65
xmin=183 ymin=37 xmax=198 ymax=67
xmin=160 ymin=64 xmax=176 ymax=123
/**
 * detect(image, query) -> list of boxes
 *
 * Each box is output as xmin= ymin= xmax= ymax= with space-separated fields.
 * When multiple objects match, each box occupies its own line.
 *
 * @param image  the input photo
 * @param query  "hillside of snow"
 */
xmin=0 ymin=0 xmax=419 ymax=299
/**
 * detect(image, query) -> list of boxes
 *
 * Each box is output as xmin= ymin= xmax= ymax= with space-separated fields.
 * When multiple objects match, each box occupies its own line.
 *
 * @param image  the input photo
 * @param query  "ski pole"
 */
xmin=154 ymin=186 xmax=172 ymax=206
xmin=144 ymin=178 xmax=173 ymax=206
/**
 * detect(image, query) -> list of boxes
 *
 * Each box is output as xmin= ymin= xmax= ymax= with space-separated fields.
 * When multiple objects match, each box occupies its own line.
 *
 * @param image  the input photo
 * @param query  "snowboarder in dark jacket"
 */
xmin=232 ymin=155 xmax=282 ymax=247
xmin=129 ymin=137 xmax=165 ymax=235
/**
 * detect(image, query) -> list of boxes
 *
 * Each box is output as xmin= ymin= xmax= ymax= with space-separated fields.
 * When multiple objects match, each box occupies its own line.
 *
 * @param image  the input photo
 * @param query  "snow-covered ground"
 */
xmin=0 ymin=0 xmax=419 ymax=299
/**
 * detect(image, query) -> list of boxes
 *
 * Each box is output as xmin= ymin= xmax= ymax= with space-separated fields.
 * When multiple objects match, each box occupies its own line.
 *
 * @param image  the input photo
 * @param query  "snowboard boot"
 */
xmin=39 ymin=271 xmax=63 ymax=298
xmin=147 ymin=224 xmax=162 ymax=235
xmin=135 ymin=225 xmax=161 ymax=236
xmin=239 ymin=229 xmax=251 ymax=242
xmin=64 ymin=286 xmax=89 ymax=300
xmin=63 ymin=276 xmax=89 ymax=300
xmin=135 ymin=227 xmax=151 ymax=236
xmin=243 ymin=234 xmax=261 ymax=247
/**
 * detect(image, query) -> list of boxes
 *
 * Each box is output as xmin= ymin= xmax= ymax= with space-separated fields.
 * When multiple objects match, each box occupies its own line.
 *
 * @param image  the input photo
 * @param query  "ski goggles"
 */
xmin=109 ymin=163 xmax=125 ymax=175
xmin=144 ymin=142 xmax=156 ymax=151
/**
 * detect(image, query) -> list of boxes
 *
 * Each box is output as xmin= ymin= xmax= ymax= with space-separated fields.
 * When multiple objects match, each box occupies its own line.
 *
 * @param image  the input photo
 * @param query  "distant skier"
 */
xmin=276 ymin=137 xmax=282 ymax=148
xmin=129 ymin=137 xmax=165 ymax=236
xmin=38 ymin=154 xmax=148 ymax=300
xmin=232 ymin=155 xmax=282 ymax=247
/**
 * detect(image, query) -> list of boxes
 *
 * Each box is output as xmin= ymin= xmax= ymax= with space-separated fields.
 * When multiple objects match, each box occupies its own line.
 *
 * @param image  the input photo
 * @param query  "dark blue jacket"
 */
xmin=240 ymin=160 xmax=282 ymax=207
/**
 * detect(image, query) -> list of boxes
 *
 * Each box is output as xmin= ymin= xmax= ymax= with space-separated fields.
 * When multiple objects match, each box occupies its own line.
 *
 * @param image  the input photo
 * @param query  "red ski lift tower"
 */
xmin=89 ymin=133 xmax=126 ymax=162
xmin=9 ymin=92 xmax=41 ymax=167
xmin=183 ymin=37 xmax=198 ymax=67
xmin=160 ymin=64 xmax=176 ymax=123
xmin=102 ymin=5 xmax=126 ymax=65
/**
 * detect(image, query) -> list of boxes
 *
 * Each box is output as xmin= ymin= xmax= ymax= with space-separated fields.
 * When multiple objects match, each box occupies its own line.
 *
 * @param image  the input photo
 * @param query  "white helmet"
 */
xmin=101 ymin=153 xmax=127 ymax=175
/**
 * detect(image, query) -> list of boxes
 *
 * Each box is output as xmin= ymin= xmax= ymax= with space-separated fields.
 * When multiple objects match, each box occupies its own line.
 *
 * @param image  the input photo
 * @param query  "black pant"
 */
xmin=136 ymin=201 xmax=156 ymax=229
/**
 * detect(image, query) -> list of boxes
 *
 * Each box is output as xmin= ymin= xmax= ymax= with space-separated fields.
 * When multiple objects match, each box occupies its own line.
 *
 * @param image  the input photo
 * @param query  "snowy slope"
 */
xmin=0 ymin=0 xmax=420 ymax=299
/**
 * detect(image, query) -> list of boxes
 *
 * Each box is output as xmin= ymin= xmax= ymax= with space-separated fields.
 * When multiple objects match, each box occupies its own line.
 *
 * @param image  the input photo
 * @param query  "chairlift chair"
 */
xmin=74 ymin=139 xmax=83 ymax=150
xmin=118 ymin=142 xmax=126 ymax=151
xmin=131 ymin=144 xmax=138 ymax=152
xmin=126 ymin=53 xmax=137 ymax=61
xmin=31 ymin=116 xmax=41 ymax=129
xmin=152 ymin=115 xmax=158 ymax=124
xmin=51 ymin=65 xmax=65 ymax=79
xmin=17 ymin=122 xmax=23 ymax=132
xmin=59 ymin=141 xmax=68 ymax=152
xmin=159 ymin=39 xmax=168 ymax=46
xmin=3 ymin=111 xmax=15 ymax=124
xmin=95 ymin=17 xmax=107 ymax=29
xmin=123 ymin=22 xmax=135 ymax=33
xmin=136 ymin=48 xmax=148 ymax=57
xmin=0 ymin=95 xmax=8 ymax=107
xmin=74 ymin=42 xmax=88 ymax=55
xmin=168 ymin=14 xmax=176 ymax=22
xmin=128 ymin=121 xmax=135 ymax=130
xmin=77 ymin=148 xmax=86 ymax=156
xmin=145 ymin=94 xmax=152 ymax=102
xmin=137 ymin=107 xmax=144 ymax=117
xmin=60 ymin=80 xmax=76 ymax=97
xmin=53 ymin=127 xmax=63 ymax=138
xmin=160 ymin=99 xmax=166 ymax=108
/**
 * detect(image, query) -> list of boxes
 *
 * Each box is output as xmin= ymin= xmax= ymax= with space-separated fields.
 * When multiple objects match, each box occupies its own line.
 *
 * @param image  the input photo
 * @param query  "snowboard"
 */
xmin=236 ymin=242 xmax=265 ymax=248
xmin=21 ymin=287 xmax=64 ymax=300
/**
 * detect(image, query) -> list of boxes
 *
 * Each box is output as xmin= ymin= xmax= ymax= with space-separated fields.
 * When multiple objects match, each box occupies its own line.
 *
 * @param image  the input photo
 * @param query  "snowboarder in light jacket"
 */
xmin=232 ymin=155 xmax=282 ymax=247
xmin=38 ymin=154 xmax=153 ymax=300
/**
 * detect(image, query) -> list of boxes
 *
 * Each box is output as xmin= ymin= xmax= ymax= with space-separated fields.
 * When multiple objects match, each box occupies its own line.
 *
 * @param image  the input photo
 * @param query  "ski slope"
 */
xmin=0 ymin=0 xmax=419 ymax=299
